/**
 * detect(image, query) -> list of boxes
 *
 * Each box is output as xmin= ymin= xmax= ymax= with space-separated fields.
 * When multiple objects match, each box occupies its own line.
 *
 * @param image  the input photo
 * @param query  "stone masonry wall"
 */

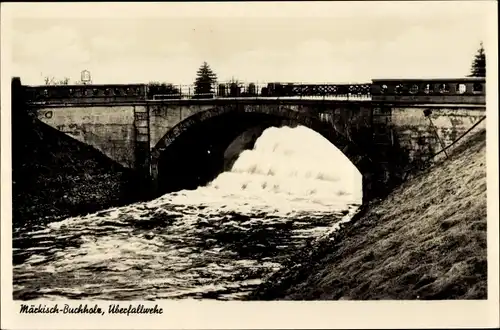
xmin=37 ymin=106 xmax=137 ymax=168
xmin=391 ymin=107 xmax=486 ymax=164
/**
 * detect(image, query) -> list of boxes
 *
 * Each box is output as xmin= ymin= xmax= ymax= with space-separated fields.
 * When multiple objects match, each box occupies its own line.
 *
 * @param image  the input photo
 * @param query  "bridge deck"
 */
xmin=31 ymin=96 xmax=486 ymax=109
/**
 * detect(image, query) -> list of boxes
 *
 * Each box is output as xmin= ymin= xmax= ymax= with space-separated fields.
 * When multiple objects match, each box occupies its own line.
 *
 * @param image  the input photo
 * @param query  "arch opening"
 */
xmin=215 ymin=125 xmax=364 ymax=209
xmin=150 ymin=106 xmax=390 ymax=203
xmin=223 ymin=125 xmax=268 ymax=172
xmin=153 ymin=111 xmax=290 ymax=196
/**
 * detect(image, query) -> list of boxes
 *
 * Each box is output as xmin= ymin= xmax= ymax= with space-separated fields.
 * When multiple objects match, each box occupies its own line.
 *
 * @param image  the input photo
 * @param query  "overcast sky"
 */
xmin=7 ymin=2 xmax=493 ymax=85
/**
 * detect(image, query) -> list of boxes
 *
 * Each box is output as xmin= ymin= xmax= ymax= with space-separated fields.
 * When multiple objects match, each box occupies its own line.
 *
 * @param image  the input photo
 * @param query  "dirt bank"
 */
xmin=12 ymin=117 xmax=140 ymax=226
xmin=249 ymin=129 xmax=487 ymax=300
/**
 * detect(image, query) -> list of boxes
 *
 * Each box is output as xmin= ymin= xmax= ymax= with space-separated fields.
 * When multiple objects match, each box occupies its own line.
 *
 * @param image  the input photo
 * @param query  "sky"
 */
xmin=7 ymin=2 xmax=493 ymax=86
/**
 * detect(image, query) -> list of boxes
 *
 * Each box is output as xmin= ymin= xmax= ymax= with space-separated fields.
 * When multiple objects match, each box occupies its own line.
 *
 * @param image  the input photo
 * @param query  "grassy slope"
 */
xmin=251 ymin=129 xmax=487 ymax=300
xmin=13 ymin=118 xmax=139 ymax=224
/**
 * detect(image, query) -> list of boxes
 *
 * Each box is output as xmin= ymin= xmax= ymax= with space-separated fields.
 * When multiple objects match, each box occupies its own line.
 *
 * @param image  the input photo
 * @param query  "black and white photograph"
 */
xmin=1 ymin=1 xmax=498 ymax=329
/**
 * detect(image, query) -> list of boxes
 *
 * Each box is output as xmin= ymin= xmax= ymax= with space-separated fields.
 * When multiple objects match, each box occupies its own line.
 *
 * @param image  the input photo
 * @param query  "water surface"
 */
xmin=13 ymin=126 xmax=362 ymax=300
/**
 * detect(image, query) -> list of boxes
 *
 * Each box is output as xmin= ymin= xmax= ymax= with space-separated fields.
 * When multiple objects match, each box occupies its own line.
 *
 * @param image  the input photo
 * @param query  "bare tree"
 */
xmin=44 ymin=76 xmax=71 ymax=85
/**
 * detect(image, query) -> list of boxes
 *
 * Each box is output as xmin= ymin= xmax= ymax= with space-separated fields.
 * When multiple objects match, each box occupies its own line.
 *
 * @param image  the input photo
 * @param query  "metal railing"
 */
xmin=21 ymin=77 xmax=485 ymax=105
xmin=149 ymin=81 xmax=373 ymax=101
xmin=23 ymin=81 xmax=373 ymax=103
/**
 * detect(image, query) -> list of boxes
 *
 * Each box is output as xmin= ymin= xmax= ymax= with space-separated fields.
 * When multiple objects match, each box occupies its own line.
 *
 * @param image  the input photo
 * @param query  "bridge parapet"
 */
xmin=371 ymin=78 xmax=485 ymax=104
xmin=23 ymin=81 xmax=373 ymax=104
xmin=24 ymin=83 xmax=148 ymax=104
xmin=20 ymin=77 xmax=485 ymax=106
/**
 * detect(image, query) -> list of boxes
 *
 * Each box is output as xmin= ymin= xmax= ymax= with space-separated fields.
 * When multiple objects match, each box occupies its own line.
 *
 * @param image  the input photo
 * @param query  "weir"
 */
xmin=16 ymin=77 xmax=486 ymax=202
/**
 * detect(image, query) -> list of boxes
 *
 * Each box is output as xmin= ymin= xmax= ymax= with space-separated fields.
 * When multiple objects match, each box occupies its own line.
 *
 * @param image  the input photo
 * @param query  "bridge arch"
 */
xmin=150 ymin=104 xmax=384 ymax=202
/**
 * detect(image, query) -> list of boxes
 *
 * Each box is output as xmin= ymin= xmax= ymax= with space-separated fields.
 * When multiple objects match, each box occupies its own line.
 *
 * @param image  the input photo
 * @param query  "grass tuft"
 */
xmin=250 ymin=129 xmax=487 ymax=300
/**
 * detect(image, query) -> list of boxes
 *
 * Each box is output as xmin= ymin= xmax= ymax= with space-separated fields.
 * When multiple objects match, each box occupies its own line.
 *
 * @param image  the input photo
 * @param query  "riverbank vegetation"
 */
xmin=250 ymin=128 xmax=487 ymax=300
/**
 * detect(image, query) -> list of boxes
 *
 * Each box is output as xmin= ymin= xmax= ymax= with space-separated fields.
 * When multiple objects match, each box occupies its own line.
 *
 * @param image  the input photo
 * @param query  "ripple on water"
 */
xmin=13 ymin=125 xmax=362 ymax=300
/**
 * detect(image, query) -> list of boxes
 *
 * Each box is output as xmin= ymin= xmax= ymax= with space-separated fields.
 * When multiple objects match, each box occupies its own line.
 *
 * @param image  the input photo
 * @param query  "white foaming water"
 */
xmin=14 ymin=125 xmax=363 ymax=300
xmin=151 ymin=125 xmax=362 ymax=214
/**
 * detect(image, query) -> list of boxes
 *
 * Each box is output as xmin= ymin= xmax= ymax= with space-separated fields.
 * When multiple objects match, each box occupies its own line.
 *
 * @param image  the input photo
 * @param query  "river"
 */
xmin=13 ymin=125 xmax=362 ymax=300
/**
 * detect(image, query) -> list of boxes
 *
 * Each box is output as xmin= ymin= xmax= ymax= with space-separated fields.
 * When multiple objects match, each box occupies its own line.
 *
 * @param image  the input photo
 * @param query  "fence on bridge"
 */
xmin=150 ymin=82 xmax=373 ymax=101
xmin=20 ymin=78 xmax=485 ymax=105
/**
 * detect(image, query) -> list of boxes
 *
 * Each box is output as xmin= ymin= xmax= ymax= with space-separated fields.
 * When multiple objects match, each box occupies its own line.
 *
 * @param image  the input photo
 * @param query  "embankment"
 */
xmin=249 ymin=129 xmax=487 ymax=300
xmin=12 ymin=114 xmax=141 ymax=225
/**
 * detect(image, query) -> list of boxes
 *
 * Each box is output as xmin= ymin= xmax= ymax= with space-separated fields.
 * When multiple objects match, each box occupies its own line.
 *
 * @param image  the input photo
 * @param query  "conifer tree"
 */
xmin=469 ymin=42 xmax=486 ymax=77
xmin=194 ymin=62 xmax=217 ymax=97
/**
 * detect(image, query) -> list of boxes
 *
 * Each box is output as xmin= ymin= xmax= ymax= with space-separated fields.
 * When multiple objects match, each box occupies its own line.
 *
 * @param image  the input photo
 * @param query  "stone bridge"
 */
xmin=18 ymin=77 xmax=486 ymax=202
